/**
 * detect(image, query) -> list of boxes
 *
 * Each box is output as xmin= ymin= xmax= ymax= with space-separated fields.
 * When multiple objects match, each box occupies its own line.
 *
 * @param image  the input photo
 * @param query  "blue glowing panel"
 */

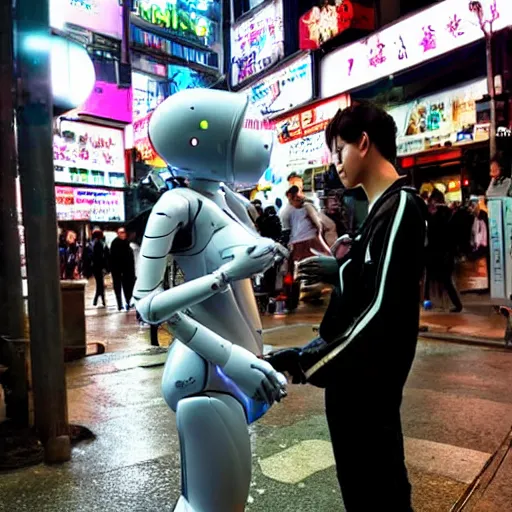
xmin=168 ymin=64 xmax=216 ymax=94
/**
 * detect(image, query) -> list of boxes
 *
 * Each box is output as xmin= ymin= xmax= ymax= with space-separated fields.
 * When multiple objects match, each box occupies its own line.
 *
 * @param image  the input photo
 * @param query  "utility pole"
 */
xmin=469 ymin=0 xmax=499 ymax=158
xmin=0 ymin=0 xmax=24 ymax=341
xmin=14 ymin=0 xmax=71 ymax=462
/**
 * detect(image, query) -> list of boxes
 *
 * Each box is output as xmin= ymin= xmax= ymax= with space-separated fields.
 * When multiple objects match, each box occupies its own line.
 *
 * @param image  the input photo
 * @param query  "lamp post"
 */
xmin=469 ymin=0 xmax=499 ymax=158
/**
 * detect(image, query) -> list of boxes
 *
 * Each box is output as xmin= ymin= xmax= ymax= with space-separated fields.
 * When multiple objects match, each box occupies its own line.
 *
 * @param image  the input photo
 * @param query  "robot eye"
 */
xmin=190 ymin=137 xmax=199 ymax=147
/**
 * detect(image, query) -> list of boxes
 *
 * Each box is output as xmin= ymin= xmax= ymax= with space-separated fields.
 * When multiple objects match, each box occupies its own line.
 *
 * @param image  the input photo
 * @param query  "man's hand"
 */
xmin=264 ymin=348 xmax=306 ymax=384
xmin=297 ymin=255 xmax=339 ymax=286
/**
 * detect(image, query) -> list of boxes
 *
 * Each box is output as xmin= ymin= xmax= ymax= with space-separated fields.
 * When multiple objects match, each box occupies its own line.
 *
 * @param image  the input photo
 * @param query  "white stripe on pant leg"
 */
xmin=305 ymin=190 xmax=409 ymax=379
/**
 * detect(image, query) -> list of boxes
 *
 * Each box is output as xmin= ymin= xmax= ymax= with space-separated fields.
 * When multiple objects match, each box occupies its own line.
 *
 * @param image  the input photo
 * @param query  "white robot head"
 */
xmin=148 ymin=89 xmax=273 ymax=187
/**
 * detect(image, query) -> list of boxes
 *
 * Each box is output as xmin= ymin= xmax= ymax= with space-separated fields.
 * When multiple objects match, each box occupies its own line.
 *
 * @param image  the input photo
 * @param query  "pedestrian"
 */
xmin=266 ymin=101 xmax=427 ymax=512
xmin=424 ymin=188 xmax=463 ymax=313
xmin=109 ymin=227 xmax=136 ymax=311
xmin=486 ymin=153 xmax=511 ymax=198
xmin=63 ymin=230 xmax=82 ymax=280
xmin=83 ymin=228 xmax=110 ymax=307
xmin=280 ymin=185 xmax=330 ymax=264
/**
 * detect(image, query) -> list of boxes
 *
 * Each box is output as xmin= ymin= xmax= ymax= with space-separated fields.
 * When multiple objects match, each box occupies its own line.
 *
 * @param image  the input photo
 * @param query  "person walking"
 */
xmin=424 ymin=188 xmax=463 ymax=312
xmin=84 ymin=228 xmax=110 ymax=307
xmin=110 ymin=227 xmax=136 ymax=311
xmin=267 ymin=102 xmax=427 ymax=512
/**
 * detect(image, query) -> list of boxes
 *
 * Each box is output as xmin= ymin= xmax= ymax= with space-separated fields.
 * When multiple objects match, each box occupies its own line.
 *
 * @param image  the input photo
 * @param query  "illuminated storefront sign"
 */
xmin=133 ymin=113 xmax=167 ymax=168
xmin=274 ymin=93 xmax=350 ymax=143
xmin=387 ymin=78 xmax=487 ymax=156
xmin=56 ymin=186 xmax=125 ymax=222
xmin=53 ymin=121 xmax=126 ymax=187
xmin=320 ymin=0 xmax=512 ymax=99
xmin=230 ymin=0 xmax=285 ymax=87
xmin=241 ymin=53 xmax=314 ymax=119
xmin=50 ymin=0 xmax=123 ymax=40
xmin=79 ymin=80 xmax=132 ymax=124
xmin=299 ymin=1 xmax=375 ymax=50
xmin=134 ymin=0 xmax=220 ymax=48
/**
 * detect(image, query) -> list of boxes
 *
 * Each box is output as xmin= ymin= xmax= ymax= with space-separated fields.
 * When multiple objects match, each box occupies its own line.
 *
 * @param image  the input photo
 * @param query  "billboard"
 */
xmin=55 ymin=186 xmax=125 ymax=222
xmin=274 ymin=93 xmax=350 ymax=143
xmin=50 ymin=0 xmax=123 ymax=40
xmin=133 ymin=0 xmax=221 ymax=48
xmin=320 ymin=0 xmax=512 ymax=99
xmin=230 ymin=0 xmax=285 ymax=87
xmin=53 ymin=121 xmax=126 ymax=187
xmin=241 ymin=53 xmax=314 ymax=119
xmin=299 ymin=1 xmax=375 ymax=50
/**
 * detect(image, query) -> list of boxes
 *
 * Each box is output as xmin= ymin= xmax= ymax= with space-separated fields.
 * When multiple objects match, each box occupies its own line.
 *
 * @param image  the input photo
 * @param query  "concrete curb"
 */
xmin=419 ymin=330 xmax=511 ymax=350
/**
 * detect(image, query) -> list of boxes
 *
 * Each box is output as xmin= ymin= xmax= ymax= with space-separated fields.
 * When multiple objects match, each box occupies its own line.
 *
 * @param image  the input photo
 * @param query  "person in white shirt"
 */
xmin=486 ymin=155 xmax=511 ymax=198
xmin=280 ymin=186 xmax=330 ymax=266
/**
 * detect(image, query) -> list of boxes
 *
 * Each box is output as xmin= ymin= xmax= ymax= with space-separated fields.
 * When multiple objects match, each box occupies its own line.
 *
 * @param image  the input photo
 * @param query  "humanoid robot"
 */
xmin=133 ymin=89 xmax=288 ymax=512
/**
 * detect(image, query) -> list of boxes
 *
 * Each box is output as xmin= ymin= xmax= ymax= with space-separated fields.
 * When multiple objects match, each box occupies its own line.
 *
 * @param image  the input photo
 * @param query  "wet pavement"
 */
xmin=2 ymin=289 xmax=512 ymax=511
xmin=2 ymin=276 xmax=512 ymax=511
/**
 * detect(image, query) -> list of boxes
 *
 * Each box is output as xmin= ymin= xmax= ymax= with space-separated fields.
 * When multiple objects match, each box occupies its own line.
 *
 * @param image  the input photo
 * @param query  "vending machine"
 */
xmin=488 ymin=198 xmax=511 ymax=302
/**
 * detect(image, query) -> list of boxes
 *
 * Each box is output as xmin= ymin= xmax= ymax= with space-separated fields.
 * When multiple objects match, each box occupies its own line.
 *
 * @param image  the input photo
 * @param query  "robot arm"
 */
xmin=168 ymin=312 xmax=286 ymax=404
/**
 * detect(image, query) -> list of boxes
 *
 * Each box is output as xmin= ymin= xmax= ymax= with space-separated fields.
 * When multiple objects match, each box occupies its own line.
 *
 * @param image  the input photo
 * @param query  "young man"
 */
xmin=109 ymin=227 xmax=136 ymax=311
xmin=267 ymin=102 xmax=427 ymax=511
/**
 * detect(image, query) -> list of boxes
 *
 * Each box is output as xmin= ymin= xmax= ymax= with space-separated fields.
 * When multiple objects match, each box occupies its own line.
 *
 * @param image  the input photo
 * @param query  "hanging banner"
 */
xmin=299 ymin=1 xmax=375 ymax=50
xmin=274 ymin=93 xmax=350 ymax=143
xmin=320 ymin=0 xmax=512 ymax=99
xmin=230 ymin=0 xmax=285 ymax=87
xmin=240 ymin=53 xmax=314 ymax=119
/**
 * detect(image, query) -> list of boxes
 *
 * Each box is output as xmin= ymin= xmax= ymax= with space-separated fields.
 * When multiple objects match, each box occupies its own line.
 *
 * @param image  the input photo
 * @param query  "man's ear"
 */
xmin=359 ymin=132 xmax=370 ymax=155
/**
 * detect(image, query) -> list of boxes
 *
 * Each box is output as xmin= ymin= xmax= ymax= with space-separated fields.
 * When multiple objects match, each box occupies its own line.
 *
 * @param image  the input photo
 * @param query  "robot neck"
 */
xmin=189 ymin=179 xmax=224 ymax=204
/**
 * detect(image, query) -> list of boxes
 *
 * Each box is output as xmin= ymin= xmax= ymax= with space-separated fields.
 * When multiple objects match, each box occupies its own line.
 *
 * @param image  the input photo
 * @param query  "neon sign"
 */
xmin=134 ymin=0 xmax=219 ymax=47
xmin=320 ymin=0 xmax=512 ymax=99
xmin=299 ymin=1 xmax=375 ymax=50
xmin=230 ymin=0 xmax=285 ymax=87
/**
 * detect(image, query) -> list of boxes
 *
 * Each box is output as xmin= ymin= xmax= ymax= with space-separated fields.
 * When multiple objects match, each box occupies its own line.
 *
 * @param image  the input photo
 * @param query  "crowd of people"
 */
xmin=58 ymin=227 xmax=138 ymax=312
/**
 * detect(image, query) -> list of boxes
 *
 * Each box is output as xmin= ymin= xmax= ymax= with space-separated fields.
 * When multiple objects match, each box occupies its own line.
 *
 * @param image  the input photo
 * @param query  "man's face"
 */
xmin=490 ymin=161 xmax=501 ymax=179
xmin=117 ymin=228 xmax=127 ymax=240
xmin=331 ymin=135 xmax=367 ymax=189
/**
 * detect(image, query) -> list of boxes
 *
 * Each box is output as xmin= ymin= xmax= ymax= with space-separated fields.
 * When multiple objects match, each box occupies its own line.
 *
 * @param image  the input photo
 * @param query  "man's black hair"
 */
xmin=325 ymin=101 xmax=398 ymax=164
xmin=429 ymin=188 xmax=445 ymax=205
xmin=286 ymin=185 xmax=300 ymax=197
xmin=287 ymin=172 xmax=301 ymax=182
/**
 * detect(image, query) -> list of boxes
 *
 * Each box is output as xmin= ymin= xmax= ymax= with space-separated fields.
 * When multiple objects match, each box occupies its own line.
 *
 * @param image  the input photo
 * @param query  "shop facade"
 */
xmin=319 ymin=0 xmax=512 ymax=201
xmin=129 ymin=0 xmax=223 ymax=185
xmin=50 ymin=0 xmax=133 ymax=244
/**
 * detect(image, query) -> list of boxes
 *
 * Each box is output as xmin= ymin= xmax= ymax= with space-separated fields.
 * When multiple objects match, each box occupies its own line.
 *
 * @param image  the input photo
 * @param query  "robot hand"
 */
xmin=220 ymin=239 xmax=278 ymax=282
xmin=222 ymin=345 xmax=287 ymax=405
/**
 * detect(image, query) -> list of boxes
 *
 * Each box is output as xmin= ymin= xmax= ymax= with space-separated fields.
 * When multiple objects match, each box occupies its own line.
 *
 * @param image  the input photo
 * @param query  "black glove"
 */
xmin=296 ymin=255 xmax=339 ymax=286
xmin=264 ymin=348 xmax=306 ymax=384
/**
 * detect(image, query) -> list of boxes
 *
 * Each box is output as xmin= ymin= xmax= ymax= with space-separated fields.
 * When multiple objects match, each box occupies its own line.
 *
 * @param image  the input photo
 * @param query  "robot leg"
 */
xmin=162 ymin=341 xmax=252 ymax=512
xmin=174 ymin=393 xmax=251 ymax=512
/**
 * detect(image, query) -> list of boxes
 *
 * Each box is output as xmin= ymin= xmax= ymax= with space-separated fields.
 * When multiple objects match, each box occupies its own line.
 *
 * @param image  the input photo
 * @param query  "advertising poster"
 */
xmin=240 ymin=53 xmax=314 ymax=119
xmin=133 ymin=114 xmax=167 ymax=168
xmin=55 ymin=186 xmax=125 ymax=222
xmin=320 ymin=0 xmax=512 ymax=99
xmin=488 ymin=199 xmax=506 ymax=300
xmin=299 ymin=1 xmax=375 ymax=50
xmin=53 ymin=121 xmax=126 ymax=187
xmin=50 ymin=0 xmax=123 ymax=40
xmin=502 ymin=198 xmax=512 ymax=301
xmin=274 ymin=93 xmax=350 ymax=143
xmin=387 ymin=78 xmax=487 ymax=156
xmin=230 ymin=0 xmax=285 ymax=87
